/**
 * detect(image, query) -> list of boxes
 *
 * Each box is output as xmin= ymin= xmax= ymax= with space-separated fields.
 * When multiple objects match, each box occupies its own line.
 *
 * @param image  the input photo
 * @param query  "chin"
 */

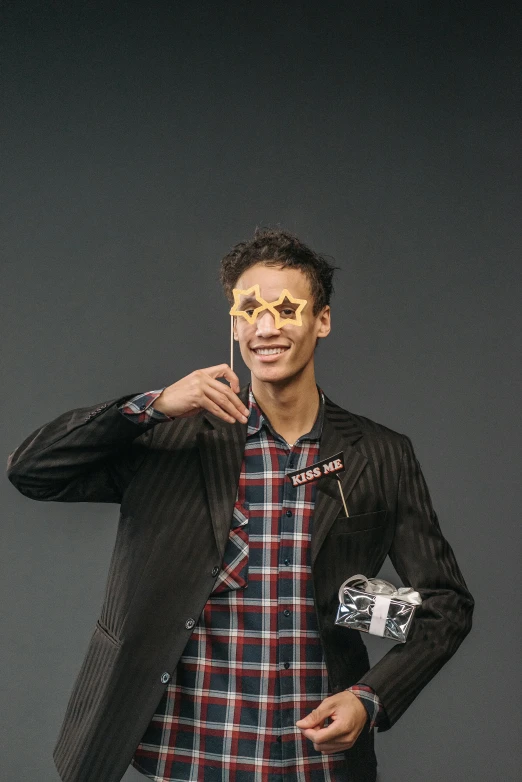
xmin=250 ymin=365 xmax=298 ymax=386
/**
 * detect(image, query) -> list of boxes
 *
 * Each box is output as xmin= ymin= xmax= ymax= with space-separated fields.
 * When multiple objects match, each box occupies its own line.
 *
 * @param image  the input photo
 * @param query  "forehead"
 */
xmin=235 ymin=262 xmax=312 ymax=300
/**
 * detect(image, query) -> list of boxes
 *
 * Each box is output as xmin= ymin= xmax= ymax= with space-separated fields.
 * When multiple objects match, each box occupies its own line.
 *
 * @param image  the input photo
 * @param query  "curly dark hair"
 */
xmin=219 ymin=227 xmax=338 ymax=315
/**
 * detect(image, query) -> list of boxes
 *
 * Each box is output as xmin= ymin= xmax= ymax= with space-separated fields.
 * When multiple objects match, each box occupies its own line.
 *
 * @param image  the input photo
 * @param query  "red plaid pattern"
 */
xmin=119 ymin=387 xmax=383 ymax=781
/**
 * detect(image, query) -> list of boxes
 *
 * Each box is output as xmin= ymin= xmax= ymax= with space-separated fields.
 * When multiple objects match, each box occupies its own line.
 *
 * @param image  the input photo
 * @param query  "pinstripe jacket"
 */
xmin=6 ymin=387 xmax=474 ymax=782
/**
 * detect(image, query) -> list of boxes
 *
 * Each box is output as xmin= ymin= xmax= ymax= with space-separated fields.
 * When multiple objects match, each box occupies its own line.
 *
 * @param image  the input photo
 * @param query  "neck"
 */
xmin=250 ymin=364 xmax=320 ymax=445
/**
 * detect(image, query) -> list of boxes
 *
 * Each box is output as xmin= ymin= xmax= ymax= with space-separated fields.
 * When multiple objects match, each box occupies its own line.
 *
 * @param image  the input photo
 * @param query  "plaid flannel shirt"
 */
xmin=119 ymin=387 xmax=384 ymax=781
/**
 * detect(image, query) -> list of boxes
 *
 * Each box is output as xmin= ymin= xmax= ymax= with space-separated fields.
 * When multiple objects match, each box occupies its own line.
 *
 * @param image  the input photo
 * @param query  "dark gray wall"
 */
xmin=2 ymin=2 xmax=520 ymax=780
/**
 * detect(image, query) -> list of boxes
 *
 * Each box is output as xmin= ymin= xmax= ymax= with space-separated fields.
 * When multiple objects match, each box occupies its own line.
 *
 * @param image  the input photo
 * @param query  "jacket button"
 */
xmin=185 ymin=618 xmax=195 ymax=629
xmin=211 ymin=566 xmax=220 ymax=577
xmin=160 ymin=672 xmax=170 ymax=684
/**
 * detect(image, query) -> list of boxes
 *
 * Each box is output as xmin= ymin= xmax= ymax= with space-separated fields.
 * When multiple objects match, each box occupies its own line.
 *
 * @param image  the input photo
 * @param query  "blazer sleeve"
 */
xmin=357 ymin=433 xmax=475 ymax=730
xmin=6 ymin=392 xmax=161 ymax=504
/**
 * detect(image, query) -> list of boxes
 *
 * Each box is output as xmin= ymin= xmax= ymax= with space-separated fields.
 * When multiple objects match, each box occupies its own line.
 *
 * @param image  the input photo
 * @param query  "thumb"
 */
xmin=296 ymin=699 xmax=334 ymax=729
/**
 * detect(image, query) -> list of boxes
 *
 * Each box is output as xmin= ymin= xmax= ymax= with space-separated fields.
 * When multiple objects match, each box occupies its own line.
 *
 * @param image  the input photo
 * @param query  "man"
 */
xmin=7 ymin=228 xmax=474 ymax=782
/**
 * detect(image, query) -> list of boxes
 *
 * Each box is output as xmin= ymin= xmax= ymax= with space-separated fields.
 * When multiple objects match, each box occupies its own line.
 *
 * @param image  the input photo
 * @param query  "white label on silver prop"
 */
xmin=369 ymin=595 xmax=392 ymax=637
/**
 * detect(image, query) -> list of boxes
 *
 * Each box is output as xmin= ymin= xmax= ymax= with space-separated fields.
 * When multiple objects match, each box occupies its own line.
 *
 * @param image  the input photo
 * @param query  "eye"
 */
xmin=280 ymin=308 xmax=296 ymax=318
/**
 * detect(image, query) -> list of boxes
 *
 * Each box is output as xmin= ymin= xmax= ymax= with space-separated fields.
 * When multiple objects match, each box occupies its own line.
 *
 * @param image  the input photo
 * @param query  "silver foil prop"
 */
xmin=335 ymin=574 xmax=422 ymax=643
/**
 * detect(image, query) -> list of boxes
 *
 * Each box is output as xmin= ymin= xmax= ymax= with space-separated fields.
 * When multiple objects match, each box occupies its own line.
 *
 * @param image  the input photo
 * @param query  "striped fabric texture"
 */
xmin=122 ymin=387 xmax=383 ymax=781
xmin=5 ymin=383 xmax=474 ymax=782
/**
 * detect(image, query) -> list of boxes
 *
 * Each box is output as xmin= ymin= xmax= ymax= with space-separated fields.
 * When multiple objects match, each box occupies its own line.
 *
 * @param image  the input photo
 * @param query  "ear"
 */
xmin=316 ymin=305 xmax=331 ymax=339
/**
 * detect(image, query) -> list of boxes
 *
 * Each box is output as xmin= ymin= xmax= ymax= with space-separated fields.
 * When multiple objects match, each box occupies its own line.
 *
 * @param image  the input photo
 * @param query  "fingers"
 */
xmin=191 ymin=366 xmax=248 ymax=425
xmin=159 ymin=365 xmax=246 ymax=422
xmin=199 ymin=398 xmax=240 ymax=424
xmin=302 ymin=724 xmax=357 ymax=754
xmin=205 ymin=380 xmax=249 ymax=424
xmin=296 ymin=700 xmax=334 ymax=729
xmin=206 ymin=363 xmax=241 ymax=394
xmin=207 ymin=376 xmax=249 ymax=418
xmin=300 ymin=722 xmax=345 ymax=745
xmin=296 ymin=695 xmax=363 ymax=754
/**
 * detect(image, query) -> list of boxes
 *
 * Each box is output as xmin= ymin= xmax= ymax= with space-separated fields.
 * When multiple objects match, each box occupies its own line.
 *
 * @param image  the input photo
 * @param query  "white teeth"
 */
xmin=254 ymin=348 xmax=287 ymax=355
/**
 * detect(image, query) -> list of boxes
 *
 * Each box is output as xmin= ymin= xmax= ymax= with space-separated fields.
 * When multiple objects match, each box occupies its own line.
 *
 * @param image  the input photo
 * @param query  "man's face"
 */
xmin=232 ymin=262 xmax=331 ymax=386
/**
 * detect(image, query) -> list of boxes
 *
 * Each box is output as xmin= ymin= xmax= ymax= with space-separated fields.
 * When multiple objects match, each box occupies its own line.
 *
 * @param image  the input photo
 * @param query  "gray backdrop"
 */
xmin=2 ymin=2 xmax=520 ymax=781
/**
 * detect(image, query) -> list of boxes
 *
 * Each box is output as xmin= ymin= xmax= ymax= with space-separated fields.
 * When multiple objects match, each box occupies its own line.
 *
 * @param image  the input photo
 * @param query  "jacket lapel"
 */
xmin=198 ymin=387 xmax=249 ymax=559
xmin=311 ymin=396 xmax=368 ymax=564
xmin=197 ymin=387 xmax=368 ymax=565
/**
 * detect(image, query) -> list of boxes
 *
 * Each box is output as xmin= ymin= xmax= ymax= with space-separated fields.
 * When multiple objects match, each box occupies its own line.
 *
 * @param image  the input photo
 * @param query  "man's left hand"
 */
xmin=296 ymin=691 xmax=369 ymax=753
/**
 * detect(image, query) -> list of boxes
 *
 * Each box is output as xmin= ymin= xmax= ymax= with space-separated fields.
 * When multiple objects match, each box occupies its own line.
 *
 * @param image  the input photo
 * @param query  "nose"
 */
xmin=255 ymin=309 xmax=281 ymax=337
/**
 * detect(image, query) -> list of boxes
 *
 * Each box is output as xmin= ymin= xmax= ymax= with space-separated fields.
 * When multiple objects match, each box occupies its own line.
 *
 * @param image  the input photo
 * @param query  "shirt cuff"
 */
xmin=346 ymin=684 xmax=385 ymax=731
xmin=118 ymin=389 xmax=174 ymax=423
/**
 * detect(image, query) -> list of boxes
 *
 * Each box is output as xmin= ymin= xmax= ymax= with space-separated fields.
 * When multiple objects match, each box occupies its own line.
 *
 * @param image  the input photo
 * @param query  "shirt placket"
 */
xmin=276 ymin=435 xmax=309 ymax=777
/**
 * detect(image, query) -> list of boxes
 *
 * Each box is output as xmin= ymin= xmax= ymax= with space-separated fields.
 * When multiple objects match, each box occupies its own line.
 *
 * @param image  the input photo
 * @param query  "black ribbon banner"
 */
xmin=286 ymin=451 xmax=345 ymax=488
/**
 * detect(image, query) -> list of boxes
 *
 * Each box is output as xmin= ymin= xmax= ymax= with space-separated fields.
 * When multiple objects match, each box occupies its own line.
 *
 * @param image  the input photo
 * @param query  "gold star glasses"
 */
xmin=229 ymin=285 xmax=307 ymax=329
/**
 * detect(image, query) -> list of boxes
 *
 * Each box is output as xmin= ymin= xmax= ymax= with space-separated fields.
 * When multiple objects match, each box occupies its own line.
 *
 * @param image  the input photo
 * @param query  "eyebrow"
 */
xmin=238 ymin=296 xmax=263 ymax=309
xmin=274 ymin=297 xmax=297 ymax=307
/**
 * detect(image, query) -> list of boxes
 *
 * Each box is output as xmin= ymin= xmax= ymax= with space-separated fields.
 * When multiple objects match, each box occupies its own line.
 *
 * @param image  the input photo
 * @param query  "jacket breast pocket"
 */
xmin=329 ymin=509 xmax=388 ymax=535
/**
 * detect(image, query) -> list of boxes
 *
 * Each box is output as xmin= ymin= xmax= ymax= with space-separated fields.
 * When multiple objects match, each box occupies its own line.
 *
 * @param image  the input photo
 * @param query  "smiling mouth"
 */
xmin=251 ymin=347 xmax=289 ymax=356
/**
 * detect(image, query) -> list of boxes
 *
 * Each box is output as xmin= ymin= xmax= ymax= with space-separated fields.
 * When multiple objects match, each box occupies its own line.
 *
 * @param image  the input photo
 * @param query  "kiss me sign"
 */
xmin=287 ymin=451 xmax=345 ymax=488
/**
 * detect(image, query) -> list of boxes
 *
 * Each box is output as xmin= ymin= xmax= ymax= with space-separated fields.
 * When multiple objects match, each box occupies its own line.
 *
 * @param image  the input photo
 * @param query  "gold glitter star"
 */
xmin=229 ymin=285 xmax=266 ymax=324
xmin=267 ymin=289 xmax=307 ymax=328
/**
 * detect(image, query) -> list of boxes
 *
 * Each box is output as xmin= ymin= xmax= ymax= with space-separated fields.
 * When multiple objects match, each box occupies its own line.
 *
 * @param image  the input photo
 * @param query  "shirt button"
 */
xmin=285 ymin=510 xmax=292 ymax=517
xmin=185 ymin=618 xmax=195 ymax=629
xmin=283 ymin=609 xmax=291 ymax=617
xmin=211 ymin=566 xmax=220 ymax=577
xmin=284 ymin=558 xmax=290 ymax=566
xmin=160 ymin=672 xmax=170 ymax=684
xmin=283 ymin=661 xmax=290 ymax=669
xmin=276 ymin=736 xmax=282 ymax=743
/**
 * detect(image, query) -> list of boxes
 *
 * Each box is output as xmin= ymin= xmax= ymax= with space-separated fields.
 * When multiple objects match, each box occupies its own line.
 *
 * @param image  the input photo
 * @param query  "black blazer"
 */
xmin=6 ymin=387 xmax=474 ymax=782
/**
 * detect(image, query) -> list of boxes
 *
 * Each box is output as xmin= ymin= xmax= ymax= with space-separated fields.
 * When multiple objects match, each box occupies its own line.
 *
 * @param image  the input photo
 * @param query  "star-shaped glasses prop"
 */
xmin=229 ymin=285 xmax=307 ymax=329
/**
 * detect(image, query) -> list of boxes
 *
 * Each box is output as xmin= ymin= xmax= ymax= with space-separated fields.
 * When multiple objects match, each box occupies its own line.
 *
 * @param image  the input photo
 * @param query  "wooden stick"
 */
xmin=230 ymin=316 xmax=234 ymax=372
xmin=337 ymin=477 xmax=349 ymax=517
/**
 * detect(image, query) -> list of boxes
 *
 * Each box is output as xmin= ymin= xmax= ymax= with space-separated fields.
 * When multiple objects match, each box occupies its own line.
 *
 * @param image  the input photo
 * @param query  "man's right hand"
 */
xmin=151 ymin=365 xmax=249 ymax=425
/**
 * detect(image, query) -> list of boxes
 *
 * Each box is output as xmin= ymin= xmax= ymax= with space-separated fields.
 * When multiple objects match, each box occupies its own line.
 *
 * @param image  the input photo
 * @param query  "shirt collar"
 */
xmin=247 ymin=385 xmax=325 ymax=442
